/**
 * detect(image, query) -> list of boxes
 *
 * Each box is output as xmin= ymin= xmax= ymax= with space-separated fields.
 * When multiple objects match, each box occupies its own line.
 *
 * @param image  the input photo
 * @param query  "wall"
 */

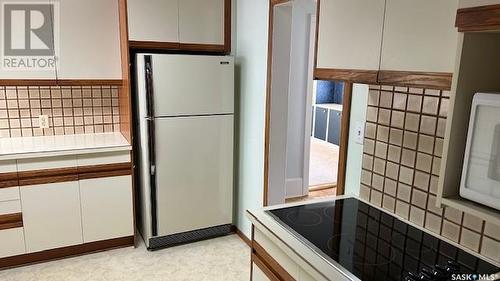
xmin=268 ymin=3 xmax=292 ymax=205
xmin=359 ymin=85 xmax=500 ymax=263
xmin=344 ymin=83 xmax=368 ymax=196
xmin=233 ymin=0 xmax=269 ymax=238
xmin=0 ymin=86 xmax=121 ymax=138
xmin=285 ymin=0 xmax=316 ymax=198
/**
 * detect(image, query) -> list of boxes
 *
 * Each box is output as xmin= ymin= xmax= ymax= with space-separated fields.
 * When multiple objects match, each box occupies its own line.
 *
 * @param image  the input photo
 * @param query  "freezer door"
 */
xmin=151 ymin=55 xmax=234 ymax=117
xmin=154 ymin=115 xmax=234 ymax=236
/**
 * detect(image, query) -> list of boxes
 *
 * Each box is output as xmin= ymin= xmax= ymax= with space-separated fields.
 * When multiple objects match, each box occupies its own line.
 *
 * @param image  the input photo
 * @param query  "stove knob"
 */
xmin=445 ymin=260 xmax=460 ymax=274
xmin=431 ymin=265 xmax=449 ymax=281
xmin=405 ymin=272 xmax=420 ymax=281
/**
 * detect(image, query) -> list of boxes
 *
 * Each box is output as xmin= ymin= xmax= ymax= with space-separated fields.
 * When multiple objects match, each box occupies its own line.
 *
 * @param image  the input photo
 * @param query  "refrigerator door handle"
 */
xmin=145 ymin=55 xmax=158 ymax=236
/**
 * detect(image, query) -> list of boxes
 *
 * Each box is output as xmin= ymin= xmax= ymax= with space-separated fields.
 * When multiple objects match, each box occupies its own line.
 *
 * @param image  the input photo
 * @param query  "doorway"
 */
xmin=264 ymin=0 xmax=352 ymax=206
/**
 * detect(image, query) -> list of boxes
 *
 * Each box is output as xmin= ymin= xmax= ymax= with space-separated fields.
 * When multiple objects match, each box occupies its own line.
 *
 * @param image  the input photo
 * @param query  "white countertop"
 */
xmin=0 ymin=132 xmax=132 ymax=160
xmin=315 ymin=103 xmax=343 ymax=112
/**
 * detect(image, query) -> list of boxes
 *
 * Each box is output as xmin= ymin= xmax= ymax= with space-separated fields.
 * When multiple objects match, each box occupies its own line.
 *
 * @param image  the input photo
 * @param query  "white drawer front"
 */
xmin=77 ymin=151 xmax=130 ymax=166
xmin=0 ymin=186 xmax=20 ymax=202
xmin=0 ymin=160 xmax=16 ymax=173
xmin=0 ymin=200 xmax=21 ymax=215
xmin=17 ymin=155 xmax=77 ymax=172
xmin=0 ymin=228 xmax=26 ymax=258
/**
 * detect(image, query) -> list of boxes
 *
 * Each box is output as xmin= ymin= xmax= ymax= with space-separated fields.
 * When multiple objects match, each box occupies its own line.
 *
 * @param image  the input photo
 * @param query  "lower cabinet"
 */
xmin=21 ymin=181 xmax=83 ymax=253
xmin=80 ymin=176 xmax=134 ymax=243
xmin=252 ymin=260 xmax=273 ymax=281
xmin=0 ymin=228 xmax=26 ymax=258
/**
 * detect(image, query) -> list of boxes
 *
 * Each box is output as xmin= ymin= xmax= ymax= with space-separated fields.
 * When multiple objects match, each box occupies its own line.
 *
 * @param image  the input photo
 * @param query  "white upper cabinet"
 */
xmin=0 ymin=0 xmax=122 ymax=80
xmin=316 ymin=0 xmax=386 ymax=70
xmin=178 ymin=0 xmax=225 ymax=45
xmin=127 ymin=0 xmax=179 ymax=42
xmin=380 ymin=0 xmax=459 ymax=73
xmin=58 ymin=0 xmax=122 ymax=79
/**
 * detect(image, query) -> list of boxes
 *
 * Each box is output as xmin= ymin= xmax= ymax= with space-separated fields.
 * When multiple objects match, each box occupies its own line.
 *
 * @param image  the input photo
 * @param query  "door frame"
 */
xmin=263 ymin=0 xmax=352 ymax=206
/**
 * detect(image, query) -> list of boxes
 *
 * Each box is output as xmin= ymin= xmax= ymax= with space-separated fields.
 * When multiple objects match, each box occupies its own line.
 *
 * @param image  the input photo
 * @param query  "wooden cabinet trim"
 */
xmin=378 ymin=70 xmax=453 ymax=90
xmin=0 ymin=235 xmax=133 ymax=270
xmin=456 ymin=4 xmax=500 ymax=32
xmin=252 ymin=241 xmax=296 ymax=281
xmin=223 ymin=0 xmax=232 ymax=54
xmin=0 ymin=213 xmax=23 ymax=231
xmin=314 ymin=68 xmax=378 ymax=84
xmin=0 ymin=172 xmax=19 ymax=189
xmin=252 ymin=253 xmax=281 ymax=281
xmin=129 ymin=41 xmax=180 ymax=50
xmin=314 ymin=68 xmax=453 ymax=90
xmin=16 ymin=163 xmax=132 ymax=186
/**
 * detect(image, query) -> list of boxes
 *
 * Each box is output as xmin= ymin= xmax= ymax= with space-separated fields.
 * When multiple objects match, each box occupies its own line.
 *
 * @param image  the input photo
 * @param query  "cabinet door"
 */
xmin=179 ymin=0 xmax=225 ymax=45
xmin=314 ymin=107 xmax=328 ymax=141
xmin=79 ymin=176 xmax=134 ymax=243
xmin=21 ymin=182 xmax=83 ymax=253
xmin=380 ymin=0 xmax=459 ymax=72
xmin=0 ymin=228 xmax=26 ymax=258
xmin=252 ymin=262 xmax=273 ymax=281
xmin=127 ymin=0 xmax=179 ymax=43
xmin=328 ymin=110 xmax=341 ymax=145
xmin=316 ymin=0 xmax=385 ymax=70
xmin=58 ymin=0 xmax=122 ymax=79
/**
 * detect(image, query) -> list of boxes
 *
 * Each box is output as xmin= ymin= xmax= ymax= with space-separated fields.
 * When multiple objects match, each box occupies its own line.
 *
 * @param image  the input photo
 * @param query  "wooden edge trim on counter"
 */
xmin=16 ymin=163 xmax=132 ymax=186
xmin=456 ymin=4 xmax=500 ymax=32
xmin=252 ymin=241 xmax=296 ymax=281
xmin=314 ymin=68 xmax=378 ymax=84
xmin=0 ymin=213 xmax=23 ymax=231
xmin=0 ymin=80 xmax=124 ymax=86
xmin=252 ymin=253 xmax=281 ymax=281
xmin=0 ymin=236 xmax=134 ymax=270
xmin=377 ymin=70 xmax=453 ymax=90
xmin=336 ymin=83 xmax=352 ymax=196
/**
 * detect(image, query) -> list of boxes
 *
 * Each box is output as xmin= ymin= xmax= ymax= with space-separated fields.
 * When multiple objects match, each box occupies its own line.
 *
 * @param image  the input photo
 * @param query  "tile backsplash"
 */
xmin=360 ymin=85 xmax=500 ymax=262
xmin=0 ymin=86 xmax=121 ymax=138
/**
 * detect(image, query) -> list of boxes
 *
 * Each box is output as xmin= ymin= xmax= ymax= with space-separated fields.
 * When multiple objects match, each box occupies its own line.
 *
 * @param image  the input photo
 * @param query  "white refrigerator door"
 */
xmin=151 ymin=54 xmax=234 ymax=116
xmin=155 ymin=115 xmax=234 ymax=236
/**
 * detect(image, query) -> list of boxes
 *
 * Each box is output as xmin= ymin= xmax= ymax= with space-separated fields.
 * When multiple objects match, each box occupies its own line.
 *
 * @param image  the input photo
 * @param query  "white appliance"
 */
xmin=460 ymin=93 xmax=500 ymax=211
xmin=135 ymin=54 xmax=234 ymax=249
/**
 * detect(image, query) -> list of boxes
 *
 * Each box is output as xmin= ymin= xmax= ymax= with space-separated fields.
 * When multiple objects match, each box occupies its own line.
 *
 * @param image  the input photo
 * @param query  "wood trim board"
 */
xmin=252 ymin=253 xmax=281 ymax=281
xmin=336 ymin=83 xmax=352 ymax=196
xmin=0 ymin=172 xmax=19 ymax=189
xmin=12 ymin=163 xmax=132 ymax=186
xmin=314 ymin=68 xmax=378 ymax=84
xmin=0 ymin=236 xmax=134 ymax=270
xmin=252 ymin=241 xmax=296 ymax=281
xmin=0 ymin=213 xmax=23 ymax=231
xmin=377 ymin=70 xmax=453 ymax=90
xmin=456 ymin=4 xmax=500 ymax=32
xmin=224 ymin=0 xmax=232 ymax=54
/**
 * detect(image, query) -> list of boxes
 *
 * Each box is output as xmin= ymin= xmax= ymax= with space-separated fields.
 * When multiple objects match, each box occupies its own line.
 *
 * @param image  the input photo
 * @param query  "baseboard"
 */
xmin=0 ymin=236 xmax=134 ymax=270
xmin=233 ymin=226 xmax=251 ymax=247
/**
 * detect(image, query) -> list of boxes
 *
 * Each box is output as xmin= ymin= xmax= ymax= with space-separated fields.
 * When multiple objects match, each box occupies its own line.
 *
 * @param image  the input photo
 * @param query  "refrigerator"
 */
xmin=135 ymin=54 xmax=234 ymax=249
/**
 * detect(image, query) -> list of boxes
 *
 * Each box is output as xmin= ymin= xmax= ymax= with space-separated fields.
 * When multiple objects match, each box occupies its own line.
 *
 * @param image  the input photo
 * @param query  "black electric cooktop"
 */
xmin=267 ymin=198 xmax=499 ymax=281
